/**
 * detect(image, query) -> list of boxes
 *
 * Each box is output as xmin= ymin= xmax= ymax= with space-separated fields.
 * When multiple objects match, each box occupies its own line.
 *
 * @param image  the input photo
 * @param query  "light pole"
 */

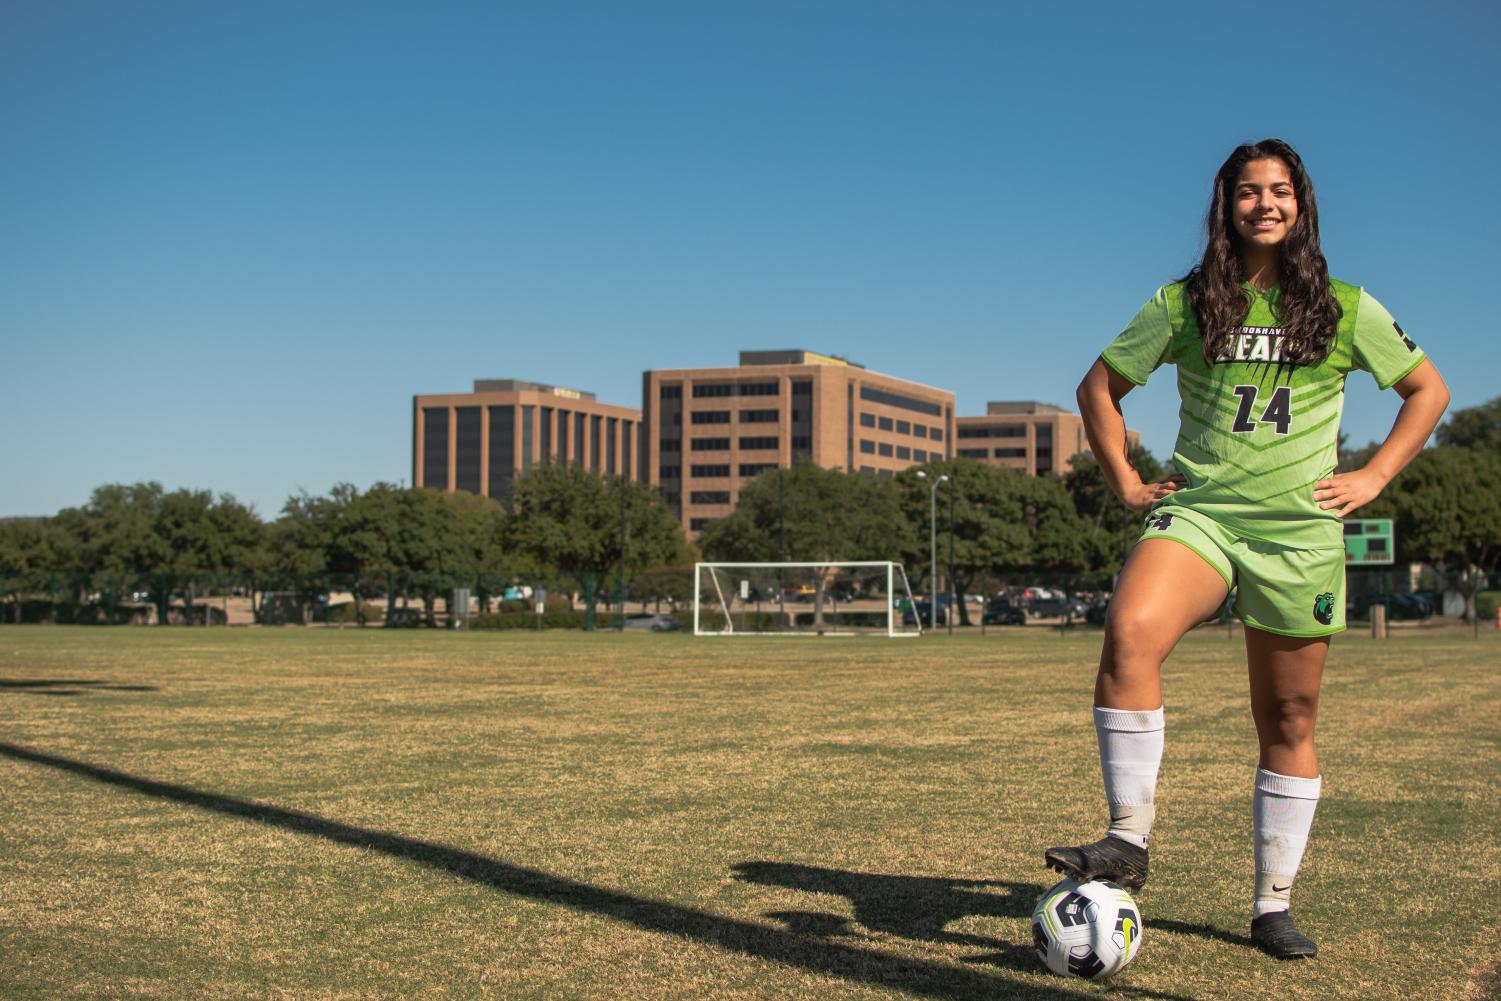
xmin=915 ymin=471 xmax=948 ymax=631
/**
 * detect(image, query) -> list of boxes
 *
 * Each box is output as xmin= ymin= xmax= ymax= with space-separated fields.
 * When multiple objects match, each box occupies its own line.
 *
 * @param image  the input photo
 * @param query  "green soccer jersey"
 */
xmin=1101 ymin=279 xmax=1427 ymax=549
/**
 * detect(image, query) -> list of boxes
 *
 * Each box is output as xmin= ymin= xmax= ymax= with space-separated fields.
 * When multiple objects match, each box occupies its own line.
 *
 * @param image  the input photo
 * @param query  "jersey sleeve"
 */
xmin=1352 ymin=288 xmax=1427 ymax=389
xmin=1100 ymin=288 xmax=1174 ymax=386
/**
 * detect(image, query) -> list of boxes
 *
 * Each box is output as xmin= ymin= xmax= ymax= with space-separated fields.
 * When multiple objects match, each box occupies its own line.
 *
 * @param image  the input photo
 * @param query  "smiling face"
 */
xmin=1231 ymin=157 xmax=1299 ymax=252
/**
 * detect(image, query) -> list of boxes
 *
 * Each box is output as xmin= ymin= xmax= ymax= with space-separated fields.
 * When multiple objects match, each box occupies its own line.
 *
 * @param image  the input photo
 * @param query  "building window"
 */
xmin=690 ymin=518 xmax=716 ymax=531
xmin=557 ymin=409 xmax=570 ymax=460
xmin=914 ymin=425 xmax=928 ymax=439
xmin=660 ymin=385 xmax=682 ymax=399
xmin=896 ymin=445 xmax=910 ymax=460
xmin=455 ymin=406 xmax=481 ymax=494
xmin=792 ymin=381 xmax=812 ymax=395
xmin=659 ymin=438 xmax=681 ymax=452
xmin=540 ymin=407 xmax=553 ymax=460
xmin=691 ymin=464 xmax=730 ymax=477
xmin=739 ymin=436 xmax=778 ymax=450
xmin=994 ymin=447 xmax=1027 ymax=458
xmin=896 ymin=420 xmax=910 ymax=435
xmin=422 ymin=407 xmax=449 ymax=490
xmin=607 ymin=417 xmax=618 ymax=475
xmin=859 ymin=466 xmax=876 ymax=475
xmin=692 ymin=438 xmax=731 ymax=451
xmin=690 ymin=491 xmax=731 ymax=504
xmin=1036 ymin=447 xmax=1053 ymax=459
xmin=791 ymin=436 xmax=810 ymax=450
xmin=487 ymin=405 xmax=515 ymax=499
xmin=958 ymin=448 xmax=987 ymax=458
xmin=691 ymin=410 xmax=731 ymax=425
xmin=739 ymin=463 xmax=777 ymax=477
xmin=878 ymin=416 xmax=893 ymax=431
xmin=878 ymin=469 xmax=893 ymax=479
xmin=741 ymin=409 xmax=778 ymax=423
xmin=659 ymin=465 xmax=680 ymax=480
xmin=930 ymin=427 xmax=944 ymax=442
xmin=739 ymin=381 xmax=778 ymax=396
xmin=860 ymin=412 xmax=876 ymax=428
xmin=859 ymin=386 xmax=942 ymax=416
xmin=692 ymin=383 xmax=734 ymax=398
xmin=914 ymin=448 xmax=927 ymax=462
xmin=590 ymin=415 xmax=601 ymax=471
xmin=860 ymin=440 xmax=875 ymax=454
xmin=878 ymin=442 xmax=893 ymax=457
xmin=1036 ymin=424 xmax=1053 ymax=439
xmin=521 ymin=406 xmax=535 ymax=472
xmin=959 ymin=424 xmax=1024 ymax=439
xmin=664 ymin=491 xmax=681 ymax=507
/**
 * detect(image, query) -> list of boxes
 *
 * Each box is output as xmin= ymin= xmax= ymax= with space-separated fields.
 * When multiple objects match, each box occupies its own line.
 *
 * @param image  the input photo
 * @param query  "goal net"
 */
xmin=693 ymin=561 xmax=922 ymax=637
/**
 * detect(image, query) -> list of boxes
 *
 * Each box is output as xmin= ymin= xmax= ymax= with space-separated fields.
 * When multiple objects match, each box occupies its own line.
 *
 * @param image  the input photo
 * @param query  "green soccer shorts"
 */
xmin=1136 ymin=507 xmax=1346 ymax=637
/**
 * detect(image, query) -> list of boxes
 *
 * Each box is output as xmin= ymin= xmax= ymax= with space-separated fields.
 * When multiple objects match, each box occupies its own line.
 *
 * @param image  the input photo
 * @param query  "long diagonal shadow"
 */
xmin=0 ymin=741 xmax=1110 ymax=1001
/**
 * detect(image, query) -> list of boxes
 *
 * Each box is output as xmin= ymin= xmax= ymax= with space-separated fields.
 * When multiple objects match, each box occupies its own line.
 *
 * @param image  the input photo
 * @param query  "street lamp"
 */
xmin=915 ymin=471 xmax=949 ymax=631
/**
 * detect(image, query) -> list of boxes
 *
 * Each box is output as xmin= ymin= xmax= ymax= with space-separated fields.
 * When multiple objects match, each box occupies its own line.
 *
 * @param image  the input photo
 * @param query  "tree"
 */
xmin=508 ymin=465 xmax=691 ymax=627
xmin=1362 ymin=447 xmax=1501 ymax=623
xmin=697 ymin=463 xmax=914 ymax=630
xmin=1435 ymin=396 xmax=1501 ymax=454
xmin=898 ymin=459 xmax=1107 ymax=625
xmin=0 ymin=517 xmax=71 ymax=622
xmin=1062 ymin=447 xmax=1167 ymax=568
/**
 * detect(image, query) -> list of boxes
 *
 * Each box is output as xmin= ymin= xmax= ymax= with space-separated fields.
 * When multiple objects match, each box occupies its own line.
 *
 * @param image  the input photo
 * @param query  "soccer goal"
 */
xmin=693 ymin=561 xmax=922 ymax=637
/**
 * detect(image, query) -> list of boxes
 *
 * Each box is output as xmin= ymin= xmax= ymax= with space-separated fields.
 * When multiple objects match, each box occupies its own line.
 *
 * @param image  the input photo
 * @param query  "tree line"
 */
xmin=2 ymin=397 xmax=1497 ymax=624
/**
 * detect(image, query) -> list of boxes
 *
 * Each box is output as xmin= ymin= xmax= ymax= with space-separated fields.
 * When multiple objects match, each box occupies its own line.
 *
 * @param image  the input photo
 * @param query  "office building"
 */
xmin=412 ymin=379 xmax=643 ymax=502
xmin=643 ymin=350 xmax=955 ymax=533
xmin=955 ymin=401 xmax=1139 ymax=477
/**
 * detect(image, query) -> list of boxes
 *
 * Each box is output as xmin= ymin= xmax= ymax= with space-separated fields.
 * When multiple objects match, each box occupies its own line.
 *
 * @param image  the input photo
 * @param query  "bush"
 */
xmin=1478 ymin=591 xmax=1500 ymax=624
xmin=472 ymin=607 xmax=618 ymax=630
xmin=325 ymin=600 xmax=382 ymax=624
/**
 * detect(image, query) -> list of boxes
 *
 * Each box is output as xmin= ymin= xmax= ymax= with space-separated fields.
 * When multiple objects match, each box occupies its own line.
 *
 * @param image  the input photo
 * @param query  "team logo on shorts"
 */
xmin=1313 ymin=592 xmax=1336 ymax=625
xmin=1149 ymin=513 xmax=1174 ymax=532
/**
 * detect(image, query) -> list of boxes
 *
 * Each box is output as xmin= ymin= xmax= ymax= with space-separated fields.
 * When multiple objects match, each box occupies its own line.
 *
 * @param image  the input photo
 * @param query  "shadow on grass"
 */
xmin=0 ymin=679 xmax=158 ymax=695
xmin=1148 ymin=918 xmax=1254 ymax=948
xmin=734 ymin=860 xmax=1039 ymax=950
xmin=2 ymin=740 xmax=1141 ymax=1001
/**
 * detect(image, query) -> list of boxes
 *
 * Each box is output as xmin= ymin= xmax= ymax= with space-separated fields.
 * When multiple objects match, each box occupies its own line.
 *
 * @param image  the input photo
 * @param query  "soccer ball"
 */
xmin=1031 ymin=878 xmax=1143 ymax=980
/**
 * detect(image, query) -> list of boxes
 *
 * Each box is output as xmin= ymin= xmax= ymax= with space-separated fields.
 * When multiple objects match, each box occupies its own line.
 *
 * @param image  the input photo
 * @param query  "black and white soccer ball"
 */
xmin=1031 ymin=878 xmax=1143 ymax=980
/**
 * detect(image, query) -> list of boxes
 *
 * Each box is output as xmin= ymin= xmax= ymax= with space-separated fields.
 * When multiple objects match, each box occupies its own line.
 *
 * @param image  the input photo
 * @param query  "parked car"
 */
xmin=621 ymin=612 xmax=680 ymax=632
xmin=983 ymin=597 xmax=1027 ymax=625
xmin=1027 ymin=595 xmax=1087 ymax=619
xmin=1350 ymin=592 xmax=1434 ymax=621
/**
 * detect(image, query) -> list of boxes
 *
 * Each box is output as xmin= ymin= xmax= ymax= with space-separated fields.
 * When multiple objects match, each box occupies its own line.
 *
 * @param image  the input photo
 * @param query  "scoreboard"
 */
xmin=1344 ymin=518 xmax=1394 ymax=565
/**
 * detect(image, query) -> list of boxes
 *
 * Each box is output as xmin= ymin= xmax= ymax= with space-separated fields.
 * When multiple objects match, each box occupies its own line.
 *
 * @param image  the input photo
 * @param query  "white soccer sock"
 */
xmin=1094 ymin=706 xmax=1165 ymax=849
xmin=1252 ymin=768 xmax=1322 ymax=918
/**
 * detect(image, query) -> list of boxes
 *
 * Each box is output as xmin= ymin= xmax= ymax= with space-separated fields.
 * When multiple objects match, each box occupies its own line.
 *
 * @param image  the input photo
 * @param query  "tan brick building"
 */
xmin=412 ymin=379 xmax=642 ymax=502
xmin=955 ymin=401 xmax=1140 ymax=477
xmin=643 ymin=350 xmax=955 ymax=534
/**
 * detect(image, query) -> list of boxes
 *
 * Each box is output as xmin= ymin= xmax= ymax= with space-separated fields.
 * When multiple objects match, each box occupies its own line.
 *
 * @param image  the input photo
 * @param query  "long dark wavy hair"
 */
xmin=1181 ymin=139 xmax=1341 ymax=368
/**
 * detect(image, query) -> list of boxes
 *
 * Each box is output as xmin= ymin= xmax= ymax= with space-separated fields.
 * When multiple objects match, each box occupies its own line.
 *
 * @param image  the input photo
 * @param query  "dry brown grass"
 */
xmin=1 ymin=625 xmax=1497 ymax=999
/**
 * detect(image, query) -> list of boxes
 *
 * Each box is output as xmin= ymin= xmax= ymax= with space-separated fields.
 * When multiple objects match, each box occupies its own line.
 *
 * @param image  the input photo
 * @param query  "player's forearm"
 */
xmin=1363 ymin=366 xmax=1450 ymax=487
xmin=1077 ymin=359 xmax=1142 ymax=502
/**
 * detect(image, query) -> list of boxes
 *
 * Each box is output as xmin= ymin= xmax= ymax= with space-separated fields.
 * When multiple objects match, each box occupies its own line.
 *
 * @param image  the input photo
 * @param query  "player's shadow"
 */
xmin=0 ymin=740 xmax=1134 ymax=1001
xmin=1149 ymin=918 xmax=1254 ymax=948
xmin=733 ymin=860 xmax=1038 ymax=952
xmin=0 ymin=679 xmax=158 ymax=696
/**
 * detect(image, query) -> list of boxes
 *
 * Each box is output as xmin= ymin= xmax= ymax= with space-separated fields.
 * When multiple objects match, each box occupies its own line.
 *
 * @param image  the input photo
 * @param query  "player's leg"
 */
xmin=1245 ymin=626 xmax=1329 ymax=958
xmin=1046 ymin=529 xmax=1231 ymax=890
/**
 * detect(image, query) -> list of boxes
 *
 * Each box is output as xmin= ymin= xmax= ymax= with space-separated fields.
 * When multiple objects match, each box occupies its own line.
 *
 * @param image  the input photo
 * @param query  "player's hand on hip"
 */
xmin=1123 ymin=475 xmax=1186 ymax=512
xmin=1314 ymin=468 xmax=1386 ymax=518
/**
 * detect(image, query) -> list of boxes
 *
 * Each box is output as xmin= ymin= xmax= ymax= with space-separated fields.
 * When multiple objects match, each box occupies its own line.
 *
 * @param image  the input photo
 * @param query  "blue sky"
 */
xmin=3 ymin=1 xmax=1496 ymax=518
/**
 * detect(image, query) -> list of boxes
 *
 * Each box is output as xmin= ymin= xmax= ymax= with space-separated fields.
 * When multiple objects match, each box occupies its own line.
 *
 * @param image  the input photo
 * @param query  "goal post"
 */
xmin=692 ymin=561 xmax=922 ymax=637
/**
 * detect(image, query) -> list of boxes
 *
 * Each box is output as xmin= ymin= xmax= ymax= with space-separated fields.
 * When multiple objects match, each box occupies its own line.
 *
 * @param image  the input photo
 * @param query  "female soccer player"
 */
xmin=1045 ymin=139 xmax=1449 ymax=959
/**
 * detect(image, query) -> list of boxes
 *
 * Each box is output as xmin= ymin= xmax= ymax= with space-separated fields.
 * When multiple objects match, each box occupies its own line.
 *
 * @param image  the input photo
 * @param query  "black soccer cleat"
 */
xmin=1043 ymin=836 xmax=1148 ymax=893
xmin=1251 ymin=911 xmax=1318 ymax=959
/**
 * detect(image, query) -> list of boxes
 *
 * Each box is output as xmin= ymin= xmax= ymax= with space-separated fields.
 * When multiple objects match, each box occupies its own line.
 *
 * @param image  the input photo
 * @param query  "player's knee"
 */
xmin=1263 ymin=695 xmax=1318 ymax=748
xmin=1104 ymin=604 xmax=1168 ymax=666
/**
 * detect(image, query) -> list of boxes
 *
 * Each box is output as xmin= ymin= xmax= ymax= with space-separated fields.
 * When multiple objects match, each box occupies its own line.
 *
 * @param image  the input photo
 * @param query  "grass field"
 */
xmin=1 ymin=626 xmax=1497 ymax=1001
